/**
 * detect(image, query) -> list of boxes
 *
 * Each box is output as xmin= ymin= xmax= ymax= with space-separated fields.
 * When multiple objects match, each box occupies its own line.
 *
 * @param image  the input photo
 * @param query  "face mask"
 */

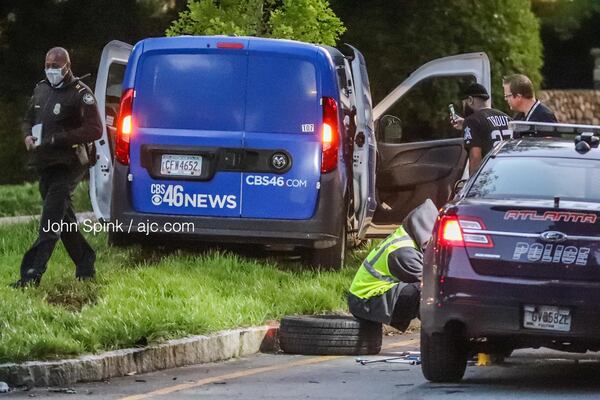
xmin=45 ymin=65 xmax=67 ymax=86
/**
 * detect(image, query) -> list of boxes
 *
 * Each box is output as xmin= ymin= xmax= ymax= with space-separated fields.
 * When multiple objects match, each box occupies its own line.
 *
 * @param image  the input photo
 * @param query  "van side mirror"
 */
xmin=376 ymin=115 xmax=403 ymax=143
xmin=452 ymin=179 xmax=467 ymax=198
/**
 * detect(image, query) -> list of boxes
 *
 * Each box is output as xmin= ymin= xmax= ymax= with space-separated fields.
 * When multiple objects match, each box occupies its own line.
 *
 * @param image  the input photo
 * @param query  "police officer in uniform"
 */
xmin=13 ymin=47 xmax=102 ymax=287
xmin=451 ymin=83 xmax=512 ymax=176
xmin=348 ymin=199 xmax=438 ymax=332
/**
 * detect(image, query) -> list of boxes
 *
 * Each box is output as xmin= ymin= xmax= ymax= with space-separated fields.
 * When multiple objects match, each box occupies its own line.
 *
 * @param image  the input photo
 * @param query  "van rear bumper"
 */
xmin=110 ymin=163 xmax=346 ymax=248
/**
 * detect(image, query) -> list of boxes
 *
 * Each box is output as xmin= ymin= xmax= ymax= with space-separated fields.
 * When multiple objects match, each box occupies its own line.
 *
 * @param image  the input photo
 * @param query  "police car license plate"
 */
xmin=523 ymin=305 xmax=571 ymax=332
xmin=160 ymin=154 xmax=203 ymax=177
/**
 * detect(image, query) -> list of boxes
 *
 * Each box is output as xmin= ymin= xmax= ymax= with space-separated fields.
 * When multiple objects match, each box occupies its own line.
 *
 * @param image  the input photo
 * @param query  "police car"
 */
xmin=420 ymin=122 xmax=600 ymax=382
xmin=89 ymin=37 xmax=492 ymax=268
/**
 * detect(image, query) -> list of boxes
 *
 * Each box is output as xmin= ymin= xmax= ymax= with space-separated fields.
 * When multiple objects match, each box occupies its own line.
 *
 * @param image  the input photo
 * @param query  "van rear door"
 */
xmin=128 ymin=38 xmax=248 ymax=217
xmin=241 ymin=41 xmax=321 ymax=219
xmin=347 ymin=45 xmax=377 ymax=238
xmin=90 ymin=40 xmax=132 ymax=221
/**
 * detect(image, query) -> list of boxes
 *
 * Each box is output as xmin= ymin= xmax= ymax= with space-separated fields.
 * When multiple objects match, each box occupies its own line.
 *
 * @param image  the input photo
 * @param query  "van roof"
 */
xmin=138 ymin=35 xmax=324 ymax=57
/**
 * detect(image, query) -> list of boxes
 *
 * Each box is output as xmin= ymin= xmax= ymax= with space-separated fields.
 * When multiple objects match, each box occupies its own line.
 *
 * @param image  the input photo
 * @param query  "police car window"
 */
xmin=379 ymin=76 xmax=475 ymax=144
xmin=467 ymin=157 xmax=600 ymax=202
xmin=135 ymin=53 xmax=246 ymax=131
xmin=246 ymin=56 xmax=317 ymax=134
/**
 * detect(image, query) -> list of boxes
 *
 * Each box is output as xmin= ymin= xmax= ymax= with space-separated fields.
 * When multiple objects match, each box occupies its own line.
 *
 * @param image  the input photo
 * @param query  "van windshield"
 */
xmin=135 ymin=52 xmax=318 ymax=134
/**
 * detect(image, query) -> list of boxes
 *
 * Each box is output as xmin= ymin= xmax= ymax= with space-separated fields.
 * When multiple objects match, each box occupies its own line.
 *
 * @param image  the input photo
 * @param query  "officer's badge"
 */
xmin=82 ymin=93 xmax=95 ymax=105
xmin=53 ymin=103 xmax=61 ymax=115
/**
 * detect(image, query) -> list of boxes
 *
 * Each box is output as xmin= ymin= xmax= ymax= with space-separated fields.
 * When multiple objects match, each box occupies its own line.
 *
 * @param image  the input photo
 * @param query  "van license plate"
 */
xmin=160 ymin=154 xmax=203 ymax=177
xmin=523 ymin=305 xmax=571 ymax=332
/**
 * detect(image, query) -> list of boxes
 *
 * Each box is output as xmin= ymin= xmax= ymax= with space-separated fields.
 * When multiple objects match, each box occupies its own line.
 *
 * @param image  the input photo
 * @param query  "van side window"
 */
xmin=377 ymin=76 xmax=475 ymax=144
xmin=105 ymin=62 xmax=126 ymax=157
xmin=336 ymin=65 xmax=350 ymax=97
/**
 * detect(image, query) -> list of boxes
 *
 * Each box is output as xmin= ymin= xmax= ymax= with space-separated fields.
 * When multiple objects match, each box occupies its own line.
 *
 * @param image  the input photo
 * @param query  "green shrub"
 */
xmin=332 ymin=0 xmax=543 ymax=110
xmin=0 ymin=100 xmax=29 ymax=184
xmin=166 ymin=0 xmax=346 ymax=46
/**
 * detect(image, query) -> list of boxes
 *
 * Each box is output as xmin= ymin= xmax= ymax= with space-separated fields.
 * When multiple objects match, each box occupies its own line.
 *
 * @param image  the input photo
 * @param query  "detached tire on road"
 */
xmin=279 ymin=315 xmax=382 ymax=355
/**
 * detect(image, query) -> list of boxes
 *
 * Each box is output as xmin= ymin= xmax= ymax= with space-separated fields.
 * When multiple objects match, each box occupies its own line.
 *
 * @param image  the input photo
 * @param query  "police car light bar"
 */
xmin=508 ymin=120 xmax=600 ymax=136
xmin=508 ymin=121 xmax=600 ymax=153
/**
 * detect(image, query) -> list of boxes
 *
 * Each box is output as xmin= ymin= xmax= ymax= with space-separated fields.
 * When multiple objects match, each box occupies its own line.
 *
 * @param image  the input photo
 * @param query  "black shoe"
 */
xmin=10 ymin=277 xmax=40 ymax=288
xmin=76 ymin=274 xmax=95 ymax=281
xmin=76 ymin=252 xmax=96 ymax=281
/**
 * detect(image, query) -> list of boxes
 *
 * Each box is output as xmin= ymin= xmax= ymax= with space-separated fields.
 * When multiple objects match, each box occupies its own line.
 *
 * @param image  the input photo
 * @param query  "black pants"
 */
xmin=389 ymin=282 xmax=420 ymax=332
xmin=19 ymin=164 xmax=96 ymax=281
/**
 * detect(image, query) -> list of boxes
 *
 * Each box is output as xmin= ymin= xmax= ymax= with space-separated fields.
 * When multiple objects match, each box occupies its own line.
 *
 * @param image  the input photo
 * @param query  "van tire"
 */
xmin=108 ymin=231 xmax=129 ymax=247
xmin=279 ymin=315 xmax=382 ymax=355
xmin=421 ymin=328 xmax=468 ymax=383
xmin=303 ymin=220 xmax=347 ymax=270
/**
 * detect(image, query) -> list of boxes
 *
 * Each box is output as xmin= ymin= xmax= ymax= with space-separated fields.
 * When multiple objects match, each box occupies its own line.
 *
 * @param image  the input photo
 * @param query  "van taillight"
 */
xmin=437 ymin=215 xmax=494 ymax=248
xmin=321 ymin=97 xmax=339 ymax=173
xmin=115 ymin=88 xmax=134 ymax=165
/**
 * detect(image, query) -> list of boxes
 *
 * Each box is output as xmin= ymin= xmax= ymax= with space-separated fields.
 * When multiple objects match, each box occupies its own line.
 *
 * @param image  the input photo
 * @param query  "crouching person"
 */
xmin=348 ymin=199 xmax=438 ymax=331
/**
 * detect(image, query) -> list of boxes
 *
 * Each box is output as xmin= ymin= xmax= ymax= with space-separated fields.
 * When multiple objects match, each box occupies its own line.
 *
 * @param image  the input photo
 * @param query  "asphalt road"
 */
xmin=7 ymin=332 xmax=600 ymax=399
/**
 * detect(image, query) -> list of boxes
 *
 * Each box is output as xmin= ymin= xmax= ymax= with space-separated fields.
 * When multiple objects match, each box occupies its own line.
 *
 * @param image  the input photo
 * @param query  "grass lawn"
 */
xmin=0 ymin=180 xmax=91 ymax=217
xmin=0 ymin=221 xmax=369 ymax=362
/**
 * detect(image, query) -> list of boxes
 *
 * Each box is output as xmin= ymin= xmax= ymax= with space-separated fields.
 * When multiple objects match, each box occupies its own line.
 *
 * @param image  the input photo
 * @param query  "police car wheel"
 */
xmin=421 ymin=328 xmax=468 ymax=383
xmin=279 ymin=315 xmax=382 ymax=356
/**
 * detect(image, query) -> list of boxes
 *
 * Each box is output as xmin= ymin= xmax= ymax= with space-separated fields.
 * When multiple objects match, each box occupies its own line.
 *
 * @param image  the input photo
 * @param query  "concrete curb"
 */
xmin=0 ymin=211 xmax=95 ymax=226
xmin=0 ymin=325 xmax=279 ymax=388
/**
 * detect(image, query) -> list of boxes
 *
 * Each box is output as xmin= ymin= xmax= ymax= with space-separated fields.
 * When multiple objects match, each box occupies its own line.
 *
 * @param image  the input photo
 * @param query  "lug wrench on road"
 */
xmin=355 ymin=352 xmax=421 ymax=366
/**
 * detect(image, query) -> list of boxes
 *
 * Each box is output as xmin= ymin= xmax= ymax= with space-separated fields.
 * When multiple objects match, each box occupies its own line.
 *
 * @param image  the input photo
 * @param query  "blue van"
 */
xmin=90 ymin=36 xmax=492 ymax=268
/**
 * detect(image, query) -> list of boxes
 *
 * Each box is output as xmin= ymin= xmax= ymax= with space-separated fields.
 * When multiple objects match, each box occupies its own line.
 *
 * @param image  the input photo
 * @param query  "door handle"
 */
xmin=355 ymin=132 xmax=365 ymax=147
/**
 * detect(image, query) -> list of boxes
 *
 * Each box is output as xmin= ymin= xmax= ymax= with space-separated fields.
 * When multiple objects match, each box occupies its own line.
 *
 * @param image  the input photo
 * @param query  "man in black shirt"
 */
xmin=503 ymin=74 xmax=557 ymax=123
xmin=451 ymin=83 xmax=512 ymax=176
xmin=13 ymin=47 xmax=102 ymax=288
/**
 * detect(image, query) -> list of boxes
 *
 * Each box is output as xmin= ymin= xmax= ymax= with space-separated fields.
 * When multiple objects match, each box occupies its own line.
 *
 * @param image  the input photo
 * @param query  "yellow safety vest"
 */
xmin=349 ymin=225 xmax=417 ymax=300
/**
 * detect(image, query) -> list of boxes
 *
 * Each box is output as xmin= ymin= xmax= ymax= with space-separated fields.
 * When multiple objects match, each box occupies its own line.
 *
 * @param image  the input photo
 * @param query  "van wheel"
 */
xmin=108 ymin=231 xmax=129 ymax=247
xmin=279 ymin=315 xmax=382 ymax=355
xmin=421 ymin=328 xmax=468 ymax=383
xmin=303 ymin=220 xmax=347 ymax=270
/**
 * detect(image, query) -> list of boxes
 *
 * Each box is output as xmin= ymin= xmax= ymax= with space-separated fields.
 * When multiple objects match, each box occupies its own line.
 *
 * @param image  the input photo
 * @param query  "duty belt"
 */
xmin=362 ymin=235 xmax=412 ymax=283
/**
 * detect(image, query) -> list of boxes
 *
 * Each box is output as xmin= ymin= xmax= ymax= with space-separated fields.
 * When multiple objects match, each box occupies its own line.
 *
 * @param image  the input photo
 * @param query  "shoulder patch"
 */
xmin=82 ymin=93 xmax=95 ymax=105
xmin=463 ymin=126 xmax=472 ymax=141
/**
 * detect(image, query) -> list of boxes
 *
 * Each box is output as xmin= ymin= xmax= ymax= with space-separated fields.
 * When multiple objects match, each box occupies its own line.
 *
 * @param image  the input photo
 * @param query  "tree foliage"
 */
xmin=532 ymin=0 xmax=600 ymax=40
xmin=332 ymin=0 xmax=542 ymax=109
xmin=166 ymin=0 xmax=345 ymax=46
xmin=0 ymin=0 xmax=183 ymax=183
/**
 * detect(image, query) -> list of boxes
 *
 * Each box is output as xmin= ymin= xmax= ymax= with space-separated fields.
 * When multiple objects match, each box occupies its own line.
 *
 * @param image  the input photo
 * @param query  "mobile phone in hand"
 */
xmin=448 ymin=104 xmax=458 ymax=123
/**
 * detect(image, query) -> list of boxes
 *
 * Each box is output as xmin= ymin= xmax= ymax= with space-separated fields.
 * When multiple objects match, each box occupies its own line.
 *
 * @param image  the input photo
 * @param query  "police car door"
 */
xmin=347 ymin=45 xmax=377 ymax=239
xmin=90 ymin=40 xmax=132 ymax=221
xmin=367 ymin=53 xmax=491 ymax=237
